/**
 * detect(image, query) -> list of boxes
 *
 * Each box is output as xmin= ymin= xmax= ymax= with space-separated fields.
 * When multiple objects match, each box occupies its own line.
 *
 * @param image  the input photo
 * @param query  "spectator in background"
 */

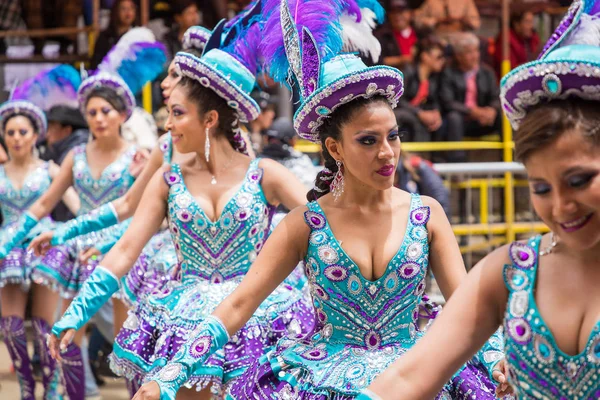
xmin=247 ymin=90 xmax=277 ymax=155
xmin=378 ymin=2 xmax=418 ymax=68
xmin=440 ymin=32 xmax=501 ymax=162
xmin=38 ymin=105 xmax=89 ymax=222
xmin=21 ymin=0 xmax=82 ymax=54
xmin=395 ymin=37 xmax=446 ymax=142
xmin=163 ymin=0 xmax=201 ymax=60
xmin=395 ymin=153 xmax=450 ymax=216
xmin=90 ymin=0 xmax=139 ymax=69
xmin=414 ymin=0 xmax=480 ymax=34
xmin=494 ymin=6 xmax=540 ymax=77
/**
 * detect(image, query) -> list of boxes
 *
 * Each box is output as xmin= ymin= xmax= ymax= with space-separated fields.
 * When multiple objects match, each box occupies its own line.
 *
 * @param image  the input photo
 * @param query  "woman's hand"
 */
xmin=79 ymin=247 xmax=101 ymax=264
xmin=132 ymin=381 xmax=161 ymax=400
xmin=28 ymin=231 xmax=55 ymax=256
xmin=130 ymin=149 xmax=151 ymax=178
xmin=492 ymin=358 xmax=514 ymax=398
xmin=47 ymin=329 xmax=76 ymax=362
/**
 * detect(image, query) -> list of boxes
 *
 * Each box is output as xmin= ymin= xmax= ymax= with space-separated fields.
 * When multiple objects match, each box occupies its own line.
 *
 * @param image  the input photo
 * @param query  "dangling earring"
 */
xmin=204 ymin=127 xmax=211 ymax=162
xmin=331 ymin=160 xmax=345 ymax=202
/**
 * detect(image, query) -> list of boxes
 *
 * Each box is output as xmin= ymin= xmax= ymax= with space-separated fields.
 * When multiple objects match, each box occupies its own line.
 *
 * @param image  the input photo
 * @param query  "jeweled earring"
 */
xmin=331 ymin=160 xmax=345 ymax=202
xmin=204 ymin=128 xmax=211 ymax=162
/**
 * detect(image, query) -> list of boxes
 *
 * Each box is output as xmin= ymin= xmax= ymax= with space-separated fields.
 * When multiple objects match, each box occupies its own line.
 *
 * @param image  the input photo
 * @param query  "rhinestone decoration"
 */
xmin=176 ymin=209 xmax=193 ymax=223
xmin=123 ymin=314 xmax=140 ymax=330
xmin=542 ymin=73 xmax=562 ymax=96
xmin=533 ymin=334 xmax=555 ymax=364
xmin=410 ymin=207 xmax=430 ymax=226
xmin=406 ymin=242 xmax=423 ymax=261
xmin=483 ymin=350 xmax=504 ymax=365
xmin=235 ymin=208 xmax=251 ymax=222
xmin=364 ymin=331 xmax=381 ymax=350
xmin=301 ymin=346 xmax=328 ymax=361
xmin=588 ymin=333 xmax=600 ymax=364
xmin=508 ymin=317 xmax=533 ymax=345
xmin=304 ymin=211 xmax=326 ymax=230
xmin=347 ymin=274 xmax=362 ymax=295
xmin=509 ymin=290 xmax=529 ymax=318
xmin=318 ymin=245 xmax=339 ymax=265
xmin=158 ymin=362 xmax=183 ymax=382
xmin=324 ymin=265 xmax=348 ymax=281
xmin=189 ymin=336 xmax=212 ymax=358
xmin=309 ymin=231 xmax=328 ymax=246
xmin=504 ymin=267 xmax=530 ymax=291
xmin=399 ymin=261 xmax=420 ymax=279
xmin=313 ymin=283 xmax=330 ymax=300
xmin=510 ymin=242 xmax=536 ymax=269
xmin=383 ymin=272 xmax=399 ymax=293
xmin=411 ymin=226 xmax=428 ymax=241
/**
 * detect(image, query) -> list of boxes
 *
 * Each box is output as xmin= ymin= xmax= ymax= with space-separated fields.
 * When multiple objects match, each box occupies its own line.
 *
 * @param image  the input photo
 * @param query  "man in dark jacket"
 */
xmin=38 ymin=105 xmax=89 ymax=221
xmin=396 ymin=37 xmax=446 ymax=142
xmin=440 ymin=32 xmax=501 ymax=162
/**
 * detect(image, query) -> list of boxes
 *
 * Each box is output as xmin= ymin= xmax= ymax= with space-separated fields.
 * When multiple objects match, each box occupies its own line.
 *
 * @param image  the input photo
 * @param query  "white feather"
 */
xmin=341 ymin=8 xmax=382 ymax=63
xmin=97 ymin=27 xmax=157 ymax=74
xmin=562 ymin=14 xmax=600 ymax=47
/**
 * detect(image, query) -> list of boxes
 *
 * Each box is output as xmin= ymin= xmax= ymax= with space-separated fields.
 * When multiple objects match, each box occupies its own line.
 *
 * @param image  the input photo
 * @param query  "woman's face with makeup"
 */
xmin=165 ymin=85 xmax=206 ymax=154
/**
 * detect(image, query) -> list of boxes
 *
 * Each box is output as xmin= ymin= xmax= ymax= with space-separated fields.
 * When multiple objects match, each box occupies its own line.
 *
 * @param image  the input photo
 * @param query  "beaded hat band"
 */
xmin=0 ymin=100 xmax=47 ymax=139
xmin=77 ymin=73 xmax=136 ymax=121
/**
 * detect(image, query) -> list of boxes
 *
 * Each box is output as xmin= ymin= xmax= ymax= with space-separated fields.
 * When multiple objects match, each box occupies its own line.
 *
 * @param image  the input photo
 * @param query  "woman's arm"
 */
xmin=423 ymin=196 xmax=466 ymax=299
xmin=366 ymin=248 xmax=509 ymax=399
xmin=48 ymin=161 xmax=80 ymax=215
xmin=260 ymin=158 xmax=308 ymax=210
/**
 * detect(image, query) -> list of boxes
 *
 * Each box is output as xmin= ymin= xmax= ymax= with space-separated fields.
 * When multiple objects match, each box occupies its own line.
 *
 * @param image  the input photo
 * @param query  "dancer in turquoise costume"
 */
xmin=0 ymin=99 xmax=79 ymax=400
xmin=48 ymin=7 xmax=314 ymax=399
xmin=360 ymin=1 xmax=600 ymax=399
xmin=129 ymin=1 xmax=505 ymax=399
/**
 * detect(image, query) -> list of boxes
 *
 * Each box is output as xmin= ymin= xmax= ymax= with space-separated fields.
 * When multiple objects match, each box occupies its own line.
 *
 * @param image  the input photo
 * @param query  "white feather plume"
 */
xmin=341 ymin=8 xmax=382 ymax=63
xmin=97 ymin=27 xmax=157 ymax=74
xmin=562 ymin=14 xmax=600 ymax=47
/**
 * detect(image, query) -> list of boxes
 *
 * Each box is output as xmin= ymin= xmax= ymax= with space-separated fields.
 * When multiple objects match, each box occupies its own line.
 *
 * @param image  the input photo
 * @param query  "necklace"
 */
xmin=540 ymin=232 xmax=558 ymax=256
xmin=209 ymin=151 xmax=236 ymax=185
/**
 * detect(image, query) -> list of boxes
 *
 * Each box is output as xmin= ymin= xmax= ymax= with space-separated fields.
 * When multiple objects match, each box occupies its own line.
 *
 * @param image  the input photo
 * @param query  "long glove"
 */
xmin=94 ymin=219 xmax=131 ymax=255
xmin=0 ymin=212 xmax=39 ymax=258
xmin=357 ymin=389 xmax=383 ymax=400
xmin=475 ymin=327 xmax=505 ymax=382
xmin=50 ymin=203 xmax=119 ymax=246
xmin=145 ymin=315 xmax=230 ymax=400
xmin=51 ymin=266 xmax=120 ymax=336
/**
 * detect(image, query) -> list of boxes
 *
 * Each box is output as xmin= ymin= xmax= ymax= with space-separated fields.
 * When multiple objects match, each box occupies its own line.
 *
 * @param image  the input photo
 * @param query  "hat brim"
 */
xmin=177 ymin=57 xmax=260 ymax=123
xmin=294 ymin=66 xmax=404 ymax=142
xmin=77 ymin=74 xmax=136 ymax=121
xmin=501 ymin=56 xmax=600 ymax=130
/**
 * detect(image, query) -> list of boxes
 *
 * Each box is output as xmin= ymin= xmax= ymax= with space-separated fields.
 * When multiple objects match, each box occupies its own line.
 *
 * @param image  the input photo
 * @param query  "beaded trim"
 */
xmin=182 ymin=26 xmax=211 ymax=51
xmin=77 ymin=74 xmax=135 ymax=120
xmin=175 ymin=52 xmax=260 ymax=123
xmin=500 ymin=59 xmax=600 ymax=130
xmin=538 ymin=0 xmax=583 ymax=59
xmin=294 ymin=66 xmax=404 ymax=143
xmin=0 ymin=100 xmax=47 ymax=138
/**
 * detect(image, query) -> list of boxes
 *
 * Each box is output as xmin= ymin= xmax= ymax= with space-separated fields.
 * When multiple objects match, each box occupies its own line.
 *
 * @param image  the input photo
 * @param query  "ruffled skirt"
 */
xmin=110 ymin=276 xmax=315 ymax=394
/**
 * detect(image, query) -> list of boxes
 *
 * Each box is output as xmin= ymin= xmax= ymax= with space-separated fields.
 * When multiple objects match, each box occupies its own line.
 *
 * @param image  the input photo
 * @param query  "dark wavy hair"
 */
xmin=307 ymin=95 xmax=391 ymax=201
xmin=2 ymin=113 xmax=39 ymax=135
xmin=177 ymin=76 xmax=248 ymax=155
xmin=84 ymin=87 xmax=128 ymax=114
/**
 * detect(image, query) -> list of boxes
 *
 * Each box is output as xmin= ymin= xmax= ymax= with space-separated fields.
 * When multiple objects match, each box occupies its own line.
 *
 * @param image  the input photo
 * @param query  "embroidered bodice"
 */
xmin=71 ymin=144 xmax=136 ymax=215
xmin=159 ymin=132 xmax=173 ymax=164
xmin=503 ymin=236 xmax=600 ymax=399
xmin=163 ymin=159 xmax=275 ymax=284
xmin=302 ymin=194 xmax=430 ymax=349
xmin=0 ymin=162 xmax=51 ymax=227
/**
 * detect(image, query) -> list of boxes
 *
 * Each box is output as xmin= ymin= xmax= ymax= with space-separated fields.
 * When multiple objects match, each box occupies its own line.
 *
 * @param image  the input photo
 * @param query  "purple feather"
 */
xmin=222 ymin=21 xmax=262 ymax=74
xmin=260 ymin=0 xmax=354 ymax=84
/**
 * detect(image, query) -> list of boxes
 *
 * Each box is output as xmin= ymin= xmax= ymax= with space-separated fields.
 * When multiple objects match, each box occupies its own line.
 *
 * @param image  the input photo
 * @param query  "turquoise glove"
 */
xmin=51 ymin=266 xmax=120 ymax=337
xmin=357 ymin=389 xmax=383 ymax=400
xmin=476 ymin=327 xmax=505 ymax=382
xmin=51 ymin=202 xmax=119 ymax=246
xmin=0 ymin=212 xmax=38 ymax=258
xmin=146 ymin=315 xmax=230 ymax=400
xmin=95 ymin=219 xmax=131 ymax=255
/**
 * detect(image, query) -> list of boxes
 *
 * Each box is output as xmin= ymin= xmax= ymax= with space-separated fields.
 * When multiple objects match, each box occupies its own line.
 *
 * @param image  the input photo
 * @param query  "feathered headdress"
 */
xmin=501 ymin=0 xmax=600 ymax=130
xmin=182 ymin=26 xmax=211 ymax=51
xmin=11 ymin=64 xmax=81 ymax=111
xmin=260 ymin=0 xmax=402 ymax=142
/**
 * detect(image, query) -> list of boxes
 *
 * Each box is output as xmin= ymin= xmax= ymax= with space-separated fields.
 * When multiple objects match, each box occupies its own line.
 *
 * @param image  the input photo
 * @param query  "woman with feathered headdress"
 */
xmin=45 ymin=4 xmax=315 ymax=399
xmin=359 ymin=1 xmax=600 ymax=399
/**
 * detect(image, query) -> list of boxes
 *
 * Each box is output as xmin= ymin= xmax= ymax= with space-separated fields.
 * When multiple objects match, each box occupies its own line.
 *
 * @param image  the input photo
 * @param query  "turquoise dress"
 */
xmin=229 ymin=194 xmax=499 ymax=399
xmin=110 ymin=159 xmax=315 ymax=393
xmin=32 ymin=144 xmax=137 ymax=298
xmin=503 ymin=236 xmax=600 ymax=399
xmin=0 ymin=162 xmax=54 ymax=289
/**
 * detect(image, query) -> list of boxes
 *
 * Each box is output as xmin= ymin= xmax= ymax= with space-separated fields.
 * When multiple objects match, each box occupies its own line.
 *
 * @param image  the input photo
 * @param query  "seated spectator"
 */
xmin=22 ymin=0 xmax=82 ymax=55
xmin=377 ymin=1 xmax=418 ymax=68
xmin=163 ymin=0 xmax=201 ymax=60
xmin=395 ymin=153 xmax=450 ymax=216
xmin=395 ymin=37 xmax=446 ymax=142
xmin=414 ymin=0 xmax=480 ymax=34
xmin=440 ymin=32 xmax=501 ymax=162
xmin=38 ymin=105 xmax=89 ymax=221
xmin=247 ymin=90 xmax=277 ymax=155
xmin=90 ymin=0 xmax=139 ymax=69
xmin=494 ymin=6 xmax=540 ymax=77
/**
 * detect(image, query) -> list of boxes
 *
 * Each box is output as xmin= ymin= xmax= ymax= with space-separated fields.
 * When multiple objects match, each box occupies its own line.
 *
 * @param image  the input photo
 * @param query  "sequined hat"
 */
xmin=0 ymin=100 xmax=47 ymax=139
xmin=182 ymin=26 xmax=211 ymax=51
xmin=501 ymin=0 xmax=600 ymax=130
xmin=261 ymin=0 xmax=403 ymax=143
xmin=77 ymin=73 xmax=136 ymax=121
xmin=174 ymin=1 xmax=262 ymax=123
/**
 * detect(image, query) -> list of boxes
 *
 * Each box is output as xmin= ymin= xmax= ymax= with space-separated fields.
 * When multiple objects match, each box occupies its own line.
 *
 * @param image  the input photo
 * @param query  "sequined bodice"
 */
xmin=72 ymin=144 xmax=136 ymax=214
xmin=0 ymin=162 xmax=51 ymax=227
xmin=503 ymin=236 xmax=600 ymax=399
xmin=159 ymin=132 xmax=172 ymax=164
xmin=164 ymin=159 xmax=274 ymax=283
xmin=302 ymin=195 xmax=430 ymax=348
